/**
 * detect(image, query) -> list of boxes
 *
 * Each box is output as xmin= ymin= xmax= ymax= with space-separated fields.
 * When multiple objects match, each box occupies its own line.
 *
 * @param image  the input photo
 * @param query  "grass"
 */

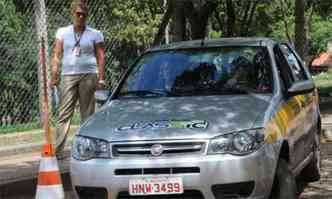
xmin=0 ymin=112 xmax=81 ymax=135
xmin=0 ymin=122 xmax=40 ymax=134
xmin=312 ymin=69 xmax=332 ymax=94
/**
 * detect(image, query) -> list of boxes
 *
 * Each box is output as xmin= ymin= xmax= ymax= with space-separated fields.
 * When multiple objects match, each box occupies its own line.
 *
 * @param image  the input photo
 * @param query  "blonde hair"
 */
xmin=71 ymin=0 xmax=88 ymax=14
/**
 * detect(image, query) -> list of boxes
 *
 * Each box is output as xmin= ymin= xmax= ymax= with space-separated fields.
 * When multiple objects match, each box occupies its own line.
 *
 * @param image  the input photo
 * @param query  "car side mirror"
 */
xmin=287 ymin=80 xmax=315 ymax=97
xmin=95 ymin=90 xmax=111 ymax=106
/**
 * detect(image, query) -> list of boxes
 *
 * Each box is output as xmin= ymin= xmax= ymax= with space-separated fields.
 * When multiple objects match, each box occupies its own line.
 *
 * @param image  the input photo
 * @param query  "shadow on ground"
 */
xmin=299 ymin=96 xmax=332 ymax=198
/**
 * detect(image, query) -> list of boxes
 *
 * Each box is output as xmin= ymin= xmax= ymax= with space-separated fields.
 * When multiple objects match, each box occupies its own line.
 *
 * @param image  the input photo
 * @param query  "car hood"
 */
xmin=79 ymin=95 xmax=271 ymax=142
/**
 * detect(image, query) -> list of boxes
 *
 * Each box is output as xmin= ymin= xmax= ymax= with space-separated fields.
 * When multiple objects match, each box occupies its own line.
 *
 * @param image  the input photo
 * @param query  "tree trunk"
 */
xmin=170 ymin=1 xmax=186 ymax=42
xmin=294 ymin=0 xmax=306 ymax=58
xmin=184 ymin=0 xmax=217 ymax=40
xmin=304 ymin=4 xmax=314 ymax=65
xmin=243 ymin=0 xmax=258 ymax=36
xmin=153 ymin=0 xmax=176 ymax=46
xmin=240 ymin=1 xmax=251 ymax=36
xmin=278 ymin=0 xmax=293 ymax=45
xmin=225 ymin=0 xmax=235 ymax=37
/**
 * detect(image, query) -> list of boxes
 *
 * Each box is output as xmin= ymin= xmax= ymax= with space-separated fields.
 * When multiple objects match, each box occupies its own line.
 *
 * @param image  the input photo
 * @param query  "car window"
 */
xmin=117 ymin=47 xmax=273 ymax=98
xmin=279 ymin=44 xmax=307 ymax=82
xmin=273 ymin=45 xmax=294 ymax=89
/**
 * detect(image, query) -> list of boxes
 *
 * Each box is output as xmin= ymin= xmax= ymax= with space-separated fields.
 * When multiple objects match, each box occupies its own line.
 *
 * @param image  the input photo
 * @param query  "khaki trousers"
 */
xmin=55 ymin=74 xmax=97 ymax=154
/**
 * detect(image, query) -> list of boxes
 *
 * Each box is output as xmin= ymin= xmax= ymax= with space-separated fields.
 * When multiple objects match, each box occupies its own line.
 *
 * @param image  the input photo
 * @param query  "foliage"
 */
xmin=101 ymin=0 xmax=163 ymax=71
xmin=0 ymin=0 xmax=22 ymax=39
xmin=104 ymin=0 xmax=163 ymax=47
xmin=269 ymin=15 xmax=295 ymax=41
xmin=312 ymin=69 xmax=332 ymax=93
xmin=0 ymin=0 xmax=40 ymax=127
xmin=310 ymin=16 xmax=332 ymax=54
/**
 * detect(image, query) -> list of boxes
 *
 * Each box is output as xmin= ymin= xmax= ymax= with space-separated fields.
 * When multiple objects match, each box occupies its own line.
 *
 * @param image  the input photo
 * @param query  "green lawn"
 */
xmin=0 ymin=112 xmax=81 ymax=134
xmin=312 ymin=69 xmax=332 ymax=94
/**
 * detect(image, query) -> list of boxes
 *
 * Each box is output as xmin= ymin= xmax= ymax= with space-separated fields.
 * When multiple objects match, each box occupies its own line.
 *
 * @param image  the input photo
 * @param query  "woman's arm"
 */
xmin=51 ymin=39 xmax=63 ymax=86
xmin=95 ymin=42 xmax=106 ymax=88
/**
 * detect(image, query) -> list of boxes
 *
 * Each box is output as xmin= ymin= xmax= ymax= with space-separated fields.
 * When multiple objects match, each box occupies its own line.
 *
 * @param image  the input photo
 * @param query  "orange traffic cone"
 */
xmin=35 ymin=144 xmax=65 ymax=199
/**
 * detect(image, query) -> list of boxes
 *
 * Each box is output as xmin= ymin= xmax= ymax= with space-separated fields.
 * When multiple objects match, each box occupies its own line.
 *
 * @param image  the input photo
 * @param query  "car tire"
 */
xmin=301 ymin=132 xmax=321 ymax=182
xmin=270 ymin=159 xmax=297 ymax=199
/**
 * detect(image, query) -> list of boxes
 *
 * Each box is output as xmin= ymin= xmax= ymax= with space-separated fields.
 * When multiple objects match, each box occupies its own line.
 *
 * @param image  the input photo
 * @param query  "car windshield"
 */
xmin=118 ymin=47 xmax=273 ymax=98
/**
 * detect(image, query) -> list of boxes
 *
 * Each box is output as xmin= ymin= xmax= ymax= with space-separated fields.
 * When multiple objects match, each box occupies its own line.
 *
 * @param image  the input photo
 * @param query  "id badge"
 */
xmin=73 ymin=46 xmax=80 ymax=57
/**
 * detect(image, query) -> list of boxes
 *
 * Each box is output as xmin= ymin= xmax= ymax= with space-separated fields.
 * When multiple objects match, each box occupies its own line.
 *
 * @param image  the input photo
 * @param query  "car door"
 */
xmin=273 ymin=44 xmax=306 ymax=169
xmin=279 ymin=44 xmax=317 ymax=162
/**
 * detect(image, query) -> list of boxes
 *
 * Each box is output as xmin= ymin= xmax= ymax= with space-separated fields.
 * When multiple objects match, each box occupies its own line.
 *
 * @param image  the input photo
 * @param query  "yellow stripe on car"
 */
xmin=265 ymin=94 xmax=310 ymax=143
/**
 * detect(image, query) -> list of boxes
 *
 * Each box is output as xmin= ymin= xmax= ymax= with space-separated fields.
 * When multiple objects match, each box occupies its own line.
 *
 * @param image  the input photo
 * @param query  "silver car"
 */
xmin=70 ymin=38 xmax=321 ymax=199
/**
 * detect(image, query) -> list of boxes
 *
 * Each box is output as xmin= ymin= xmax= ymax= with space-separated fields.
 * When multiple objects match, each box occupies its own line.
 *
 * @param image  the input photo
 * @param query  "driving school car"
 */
xmin=70 ymin=38 xmax=321 ymax=199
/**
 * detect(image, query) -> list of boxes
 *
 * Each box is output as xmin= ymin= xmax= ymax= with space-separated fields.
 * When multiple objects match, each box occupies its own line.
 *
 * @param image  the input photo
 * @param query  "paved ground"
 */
xmin=299 ymin=100 xmax=332 ymax=198
xmin=0 ymin=144 xmax=331 ymax=198
xmin=299 ymin=141 xmax=332 ymax=198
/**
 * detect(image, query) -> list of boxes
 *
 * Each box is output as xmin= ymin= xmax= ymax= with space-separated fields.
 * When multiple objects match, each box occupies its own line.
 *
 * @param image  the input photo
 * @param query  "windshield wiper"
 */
xmin=213 ymin=86 xmax=249 ymax=94
xmin=172 ymin=86 xmax=248 ymax=96
xmin=118 ymin=89 xmax=177 ymax=98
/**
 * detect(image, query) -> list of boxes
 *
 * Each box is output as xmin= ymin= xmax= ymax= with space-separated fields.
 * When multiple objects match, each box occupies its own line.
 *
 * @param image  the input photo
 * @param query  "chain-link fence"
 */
xmin=0 ymin=0 xmax=131 ymax=133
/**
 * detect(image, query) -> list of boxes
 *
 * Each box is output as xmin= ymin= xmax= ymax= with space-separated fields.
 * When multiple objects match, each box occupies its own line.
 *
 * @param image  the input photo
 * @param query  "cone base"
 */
xmin=35 ymin=184 xmax=65 ymax=199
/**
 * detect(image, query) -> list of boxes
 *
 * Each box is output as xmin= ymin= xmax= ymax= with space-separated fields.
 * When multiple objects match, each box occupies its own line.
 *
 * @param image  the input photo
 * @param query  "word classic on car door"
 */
xmin=279 ymin=44 xmax=317 ymax=164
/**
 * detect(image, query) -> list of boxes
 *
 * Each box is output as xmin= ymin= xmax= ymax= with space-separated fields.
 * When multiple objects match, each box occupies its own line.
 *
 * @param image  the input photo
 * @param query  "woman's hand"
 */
xmin=52 ymin=76 xmax=60 ymax=87
xmin=96 ymin=80 xmax=107 ymax=90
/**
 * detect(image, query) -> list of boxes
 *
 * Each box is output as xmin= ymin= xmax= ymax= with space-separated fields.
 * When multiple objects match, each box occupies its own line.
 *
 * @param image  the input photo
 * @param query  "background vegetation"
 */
xmin=0 ymin=0 xmax=332 ymax=133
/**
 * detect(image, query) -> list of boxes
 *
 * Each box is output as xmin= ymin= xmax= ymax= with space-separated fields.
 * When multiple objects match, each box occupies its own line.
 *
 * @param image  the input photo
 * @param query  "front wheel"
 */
xmin=270 ymin=159 xmax=297 ymax=199
xmin=301 ymin=132 xmax=321 ymax=182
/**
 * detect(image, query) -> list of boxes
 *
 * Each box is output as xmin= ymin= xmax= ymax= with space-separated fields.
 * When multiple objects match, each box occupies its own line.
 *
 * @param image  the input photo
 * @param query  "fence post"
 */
xmin=34 ymin=0 xmax=52 ymax=127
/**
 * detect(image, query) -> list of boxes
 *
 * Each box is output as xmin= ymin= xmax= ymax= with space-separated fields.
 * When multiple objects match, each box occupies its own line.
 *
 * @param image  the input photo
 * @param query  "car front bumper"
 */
xmin=70 ymin=144 xmax=277 ymax=199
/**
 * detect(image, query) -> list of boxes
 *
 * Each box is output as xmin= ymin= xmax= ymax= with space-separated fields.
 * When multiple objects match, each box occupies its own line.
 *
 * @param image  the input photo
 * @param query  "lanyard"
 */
xmin=73 ymin=26 xmax=85 ymax=56
xmin=73 ymin=26 xmax=85 ymax=48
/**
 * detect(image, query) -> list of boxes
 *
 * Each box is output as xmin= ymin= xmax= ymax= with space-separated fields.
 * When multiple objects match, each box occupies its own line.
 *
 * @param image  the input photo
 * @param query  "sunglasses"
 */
xmin=75 ymin=12 xmax=87 ymax=18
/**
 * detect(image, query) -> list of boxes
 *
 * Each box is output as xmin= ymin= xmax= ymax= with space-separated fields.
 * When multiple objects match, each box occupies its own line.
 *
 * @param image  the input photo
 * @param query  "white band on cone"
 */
xmin=39 ymin=157 xmax=60 ymax=172
xmin=35 ymin=185 xmax=65 ymax=199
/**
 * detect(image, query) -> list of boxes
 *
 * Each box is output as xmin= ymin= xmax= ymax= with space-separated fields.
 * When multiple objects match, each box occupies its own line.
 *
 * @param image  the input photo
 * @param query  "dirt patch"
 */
xmin=300 ymin=142 xmax=332 ymax=198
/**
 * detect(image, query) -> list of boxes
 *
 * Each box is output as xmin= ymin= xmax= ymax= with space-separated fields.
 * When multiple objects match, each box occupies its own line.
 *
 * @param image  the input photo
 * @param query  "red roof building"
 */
xmin=311 ymin=52 xmax=332 ymax=71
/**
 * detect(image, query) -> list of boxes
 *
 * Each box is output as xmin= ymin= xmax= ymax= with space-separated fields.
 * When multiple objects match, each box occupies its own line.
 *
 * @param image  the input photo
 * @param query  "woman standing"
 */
xmin=51 ymin=0 xmax=105 ymax=159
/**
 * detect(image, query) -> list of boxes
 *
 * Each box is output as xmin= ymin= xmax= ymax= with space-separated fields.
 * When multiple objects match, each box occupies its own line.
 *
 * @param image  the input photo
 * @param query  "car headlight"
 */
xmin=72 ymin=135 xmax=110 ymax=160
xmin=208 ymin=129 xmax=265 ymax=155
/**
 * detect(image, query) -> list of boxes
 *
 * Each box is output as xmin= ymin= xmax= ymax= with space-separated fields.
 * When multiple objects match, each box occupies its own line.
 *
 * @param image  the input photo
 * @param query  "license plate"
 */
xmin=129 ymin=177 xmax=183 ymax=195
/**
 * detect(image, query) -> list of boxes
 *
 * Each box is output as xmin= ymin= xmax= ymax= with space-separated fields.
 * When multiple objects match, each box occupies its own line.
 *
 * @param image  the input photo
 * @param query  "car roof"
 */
xmin=146 ymin=37 xmax=278 ymax=52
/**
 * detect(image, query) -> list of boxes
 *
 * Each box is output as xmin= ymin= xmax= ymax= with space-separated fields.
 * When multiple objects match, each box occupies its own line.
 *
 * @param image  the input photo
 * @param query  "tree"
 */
xmin=0 ymin=0 xmax=40 ymax=125
xmin=168 ymin=0 xmax=217 ymax=42
xmin=294 ymin=0 xmax=306 ymax=58
xmin=153 ymin=0 xmax=175 ymax=46
xmin=277 ymin=0 xmax=294 ymax=44
xmin=183 ymin=0 xmax=217 ymax=39
xmin=170 ymin=0 xmax=186 ymax=42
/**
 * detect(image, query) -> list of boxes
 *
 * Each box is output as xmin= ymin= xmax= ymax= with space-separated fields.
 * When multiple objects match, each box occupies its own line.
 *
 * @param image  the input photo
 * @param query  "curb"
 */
xmin=0 ymin=143 xmax=45 ymax=157
xmin=0 ymin=130 xmax=44 ymax=148
xmin=0 ymin=138 xmax=74 ymax=157
xmin=0 ymin=126 xmax=78 ymax=157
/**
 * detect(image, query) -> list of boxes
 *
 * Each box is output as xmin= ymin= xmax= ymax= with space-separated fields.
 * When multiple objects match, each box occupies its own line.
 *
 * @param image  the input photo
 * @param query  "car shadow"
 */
xmin=298 ymin=95 xmax=332 ymax=198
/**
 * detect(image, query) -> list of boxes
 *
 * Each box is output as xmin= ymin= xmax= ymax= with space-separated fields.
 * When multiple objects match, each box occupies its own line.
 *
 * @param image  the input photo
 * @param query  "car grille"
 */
xmin=75 ymin=186 xmax=108 ymax=199
xmin=116 ymin=190 xmax=204 ymax=199
xmin=112 ymin=141 xmax=206 ymax=158
xmin=115 ymin=167 xmax=200 ymax=175
xmin=211 ymin=181 xmax=255 ymax=199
